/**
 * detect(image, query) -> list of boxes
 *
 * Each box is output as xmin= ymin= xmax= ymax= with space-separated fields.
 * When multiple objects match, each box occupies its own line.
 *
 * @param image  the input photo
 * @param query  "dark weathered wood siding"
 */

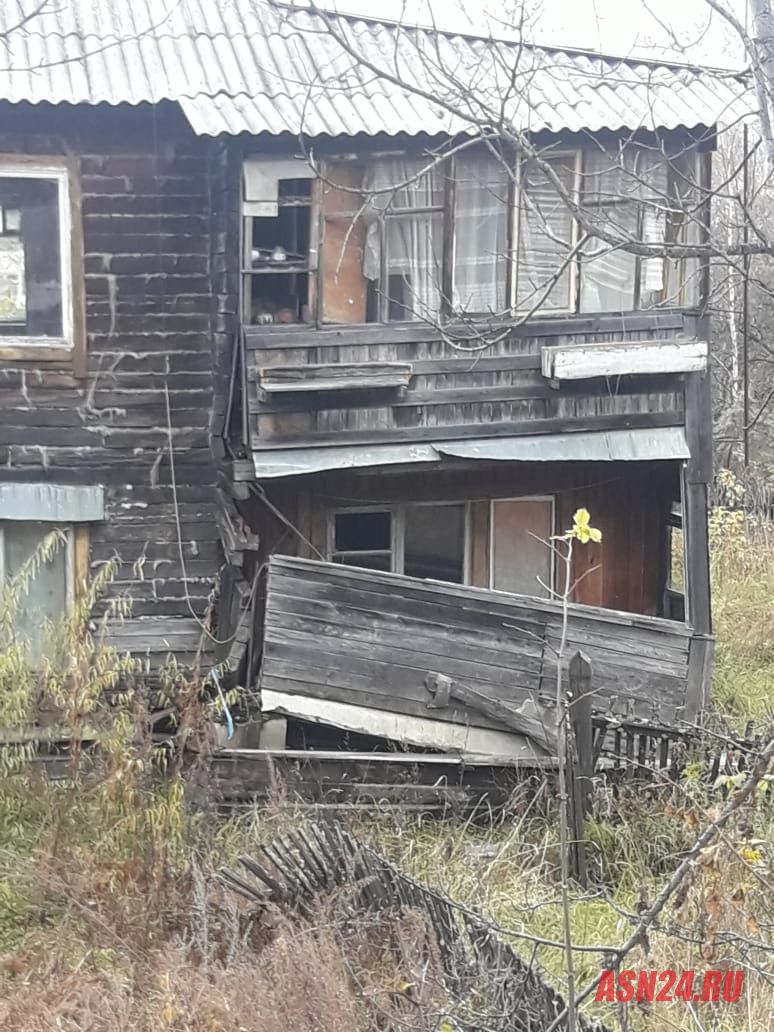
xmin=0 ymin=102 xmax=223 ymax=665
xmin=253 ymin=461 xmax=679 ymax=617
xmin=260 ymin=556 xmax=698 ymax=728
xmin=246 ymin=315 xmax=695 ymax=452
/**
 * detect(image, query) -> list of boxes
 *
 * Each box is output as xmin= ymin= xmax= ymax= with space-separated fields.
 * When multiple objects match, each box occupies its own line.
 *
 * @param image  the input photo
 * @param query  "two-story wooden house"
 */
xmin=0 ymin=1 xmax=749 ymax=765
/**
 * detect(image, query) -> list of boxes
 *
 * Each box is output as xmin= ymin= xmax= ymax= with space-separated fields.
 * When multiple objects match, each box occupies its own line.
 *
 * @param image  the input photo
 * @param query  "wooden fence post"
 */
xmin=567 ymin=650 xmax=594 ymax=886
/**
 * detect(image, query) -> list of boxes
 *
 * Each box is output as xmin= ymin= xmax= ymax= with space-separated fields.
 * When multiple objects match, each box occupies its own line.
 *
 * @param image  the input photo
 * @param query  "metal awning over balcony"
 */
xmin=252 ymin=426 xmax=690 ymax=478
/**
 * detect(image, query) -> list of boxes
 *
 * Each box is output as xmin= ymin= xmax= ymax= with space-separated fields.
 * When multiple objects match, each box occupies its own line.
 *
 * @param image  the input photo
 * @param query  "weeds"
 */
xmin=710 ymin=473 xmax=774 ymax=724
xmin=0 ymin=485 xmax=772 ymax=1030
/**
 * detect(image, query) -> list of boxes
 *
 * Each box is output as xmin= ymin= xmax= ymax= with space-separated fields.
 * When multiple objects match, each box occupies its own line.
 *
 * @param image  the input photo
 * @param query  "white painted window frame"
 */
xmin=0 ymin=162 xmax=74 ymax=350
xmin=327 ymin=500 xmax=472 ymax=585
xmin=488 ymin=494 xmax=556 ymax=596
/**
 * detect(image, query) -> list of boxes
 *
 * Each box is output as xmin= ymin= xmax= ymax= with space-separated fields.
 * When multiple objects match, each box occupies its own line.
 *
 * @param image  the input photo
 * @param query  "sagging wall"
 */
xmin=0 ymin=102 xmax=223 ymax=665
xmin=249 ymin=459 xmax=681 ymax=618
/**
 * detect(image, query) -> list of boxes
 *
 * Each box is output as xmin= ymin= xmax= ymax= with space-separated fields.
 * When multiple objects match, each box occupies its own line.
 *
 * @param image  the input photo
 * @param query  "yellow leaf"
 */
xmin=567 ymin=507 xmax=602 ymax=545
xmin=740 ymin=846 xmax=762 ymax=863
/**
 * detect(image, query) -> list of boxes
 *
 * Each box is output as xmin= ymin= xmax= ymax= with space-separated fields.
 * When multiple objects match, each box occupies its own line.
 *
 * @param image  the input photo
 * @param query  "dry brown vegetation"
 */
xmin=0 ymin=499 xmax=772 ymax=1031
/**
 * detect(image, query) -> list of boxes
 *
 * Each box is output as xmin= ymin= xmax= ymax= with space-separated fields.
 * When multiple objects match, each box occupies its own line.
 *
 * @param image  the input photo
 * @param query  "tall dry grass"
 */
xmin=709 ymin=496 xmax=774 ymax=725
xmin=1 ymin=489 xmax=773 ymax=1030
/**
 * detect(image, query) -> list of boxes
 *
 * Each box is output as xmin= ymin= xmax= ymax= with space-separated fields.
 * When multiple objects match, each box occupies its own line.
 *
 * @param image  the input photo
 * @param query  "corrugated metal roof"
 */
xmin=252 ymin=427 xmax=690 ymax=478
xmin=0 ymin=1 xmax=750 ymax=137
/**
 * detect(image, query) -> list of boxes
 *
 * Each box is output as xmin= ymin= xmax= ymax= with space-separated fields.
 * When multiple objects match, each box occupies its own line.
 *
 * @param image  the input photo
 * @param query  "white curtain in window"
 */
xmin=453 ymin=156 xmax=509 ymax=314
xmin=581 ymin=149 xmax=669 ymax=311
xmin=517 ymin=158 xmax=576 ymax=311
xmin=363 ymin=159 xmax=443 ymax=321
xmin=580 ymin=203 xmax=638 ymax=312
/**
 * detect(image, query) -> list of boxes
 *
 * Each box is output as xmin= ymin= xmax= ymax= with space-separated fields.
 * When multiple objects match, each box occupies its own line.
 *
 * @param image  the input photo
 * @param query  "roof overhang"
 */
xmin=252 ymin=426 xmax=689 ymax=478
xmin=0 ymin=1 xmax=751 ymax=139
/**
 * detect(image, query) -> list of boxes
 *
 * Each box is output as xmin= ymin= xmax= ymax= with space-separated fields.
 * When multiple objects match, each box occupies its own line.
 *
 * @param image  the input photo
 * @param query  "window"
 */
xmin=0 ymin=522 xmax=73 ymax=654
xmin=242 ymin=158 xmax=316 ymax=325
xmin=363 ymin=158 xmax=445 ymax=322
xmin=453 ymin=154 xmax=510 ymax=315
xmin=490 ymin=497 xmax=554 ymax=597
xmin=664 ymin=502 xmax=685 ymax=621
xmin=579 ymin=149 xmax=667 ymax=312
xmin=331 ymin=509 xmax=392 ymax=571
xmin=516 ymin=155 xmax=578 ymax=313
xmin=246 ymin=145 xmax=701 ymax=328
xmin=329 ymin=503 xmax=467 ymax=583
xmin=0 ymin=162 xmax=75 ymax=351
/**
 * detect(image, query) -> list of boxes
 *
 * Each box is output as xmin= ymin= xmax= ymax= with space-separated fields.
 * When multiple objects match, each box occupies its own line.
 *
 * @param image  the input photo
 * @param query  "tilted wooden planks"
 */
xmin=258 ymin=555 xmax=695 ymax=749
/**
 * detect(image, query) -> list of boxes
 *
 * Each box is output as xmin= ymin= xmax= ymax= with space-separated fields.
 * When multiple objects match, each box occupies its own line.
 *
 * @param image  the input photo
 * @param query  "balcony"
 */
xmin=256 ymin=555 xmax=712 ymax=761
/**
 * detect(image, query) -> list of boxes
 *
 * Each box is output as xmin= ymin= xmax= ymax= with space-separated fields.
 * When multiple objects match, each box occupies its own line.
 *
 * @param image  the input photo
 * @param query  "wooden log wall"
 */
xmin=246 ymin=313 xmax=696 ymax=451
xmin=260 ymin=555 xmax=696 ymax=729
xmin=0 ymin=102 xmax=225 ymax=666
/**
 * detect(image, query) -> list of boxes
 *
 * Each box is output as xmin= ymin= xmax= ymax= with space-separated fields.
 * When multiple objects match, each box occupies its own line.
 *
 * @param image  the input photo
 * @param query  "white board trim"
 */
xmin=541 ymin=340 xmax=708 ymax=380
xmin=260 ymin=688 xmax=553 ymax=765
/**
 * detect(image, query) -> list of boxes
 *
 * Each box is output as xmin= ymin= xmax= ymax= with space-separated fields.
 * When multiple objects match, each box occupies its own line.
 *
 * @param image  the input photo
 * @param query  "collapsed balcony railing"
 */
xmin=219 ymin=822 xmax=612 ymax=1032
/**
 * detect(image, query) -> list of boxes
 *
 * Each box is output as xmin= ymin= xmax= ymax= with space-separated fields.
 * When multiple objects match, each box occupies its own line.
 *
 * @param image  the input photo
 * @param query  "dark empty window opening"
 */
xmin=0 ymin=173 xmax=67 ymax=340
xmin=244 ymin=177 xmax=312 ymax=324
xmin=329 ymin=503 xmax=467 ymax=583
xmin=404 ymin=504 xmax=465 ymax=582
xmin=331 ymin=509 xmax=393 ymax=571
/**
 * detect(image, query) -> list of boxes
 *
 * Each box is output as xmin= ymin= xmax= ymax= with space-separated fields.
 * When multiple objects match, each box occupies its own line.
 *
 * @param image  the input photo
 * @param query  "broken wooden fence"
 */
xmin=219 ymin=822 xmax=611 ymax=1032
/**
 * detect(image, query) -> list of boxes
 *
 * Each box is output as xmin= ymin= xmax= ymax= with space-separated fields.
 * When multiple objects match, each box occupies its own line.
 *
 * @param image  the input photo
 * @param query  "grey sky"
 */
xmin=309 ymin=0 xmax=747 ymax=66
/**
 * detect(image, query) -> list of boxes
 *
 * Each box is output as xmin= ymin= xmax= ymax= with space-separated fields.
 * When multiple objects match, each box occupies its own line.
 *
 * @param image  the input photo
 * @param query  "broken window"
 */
xmin=490 ymin=497 xmax=554 ymax=597
xmin=331 ymin=509 xmax=393 ymax=571
xmin=330 ymin=503 xmax=467 ymax=583
xmin=0 ymin=168 xmax=70 ymax=343
xmin=244 ymin=144 xmax=702 ymax=328
xmin=242 ymin=158 xmax=316 ymax=324
xmin=0 ymin=521 xmax=72 ymax=655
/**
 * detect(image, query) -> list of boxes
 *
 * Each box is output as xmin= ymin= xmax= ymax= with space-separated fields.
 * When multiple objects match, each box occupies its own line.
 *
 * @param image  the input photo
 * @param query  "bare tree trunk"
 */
xmin=751 ymin=0 xmax=774 ymax=169
xmin=727 ymin=204 xmax=742 ymax=401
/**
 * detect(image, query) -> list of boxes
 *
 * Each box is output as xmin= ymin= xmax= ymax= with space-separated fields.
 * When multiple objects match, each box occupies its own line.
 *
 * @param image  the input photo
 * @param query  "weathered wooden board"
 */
xmin=258 ymin=556 xmax=696 ymax=745
xmin=260 ymin=690 xmax=549 ymax=762
xmin=541 ymin=339 xmax=708 ymax=379
xmin=246 ymin=318 xmax=691 ymax=451
xmin=258 ymin=362 xmax=413 ymax=393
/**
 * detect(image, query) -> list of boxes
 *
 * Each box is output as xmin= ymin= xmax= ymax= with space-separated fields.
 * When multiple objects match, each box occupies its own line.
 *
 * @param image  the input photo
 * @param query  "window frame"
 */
xmin=327 ymin=501 xmax=471 ymax=584
xmin=369 ymin=166 xmax=447 ymax=324
xmin=0 ymin=156 xmax=85 ymax=374
xmin=488 ymin=494 xmax=556 ymax=596
xmin=247 ymin=143 xmax=702 ymax=330
xmin=0 ymin=521 xmax=76 ymax=621
xmin=448 ymin=150 xmax=514 ymax=319
xmin=512 ymin=150 xmax=582 ymax=317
